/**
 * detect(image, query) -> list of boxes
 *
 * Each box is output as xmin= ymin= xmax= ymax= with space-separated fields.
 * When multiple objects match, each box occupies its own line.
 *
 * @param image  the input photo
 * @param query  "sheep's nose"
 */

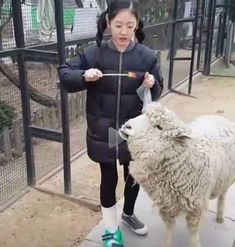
xmin=125 ymin=124 xmax=132 ymax=130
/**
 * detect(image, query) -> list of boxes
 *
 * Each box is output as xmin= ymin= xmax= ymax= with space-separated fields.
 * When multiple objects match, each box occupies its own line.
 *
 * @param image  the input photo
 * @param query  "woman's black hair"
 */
xmin=96 ymin=0 xmax=145 ymax=47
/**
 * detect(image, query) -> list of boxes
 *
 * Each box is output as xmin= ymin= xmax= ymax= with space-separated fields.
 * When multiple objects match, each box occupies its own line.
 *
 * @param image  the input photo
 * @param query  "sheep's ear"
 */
xmin=174 ymin=133 xmax=191 ymax=143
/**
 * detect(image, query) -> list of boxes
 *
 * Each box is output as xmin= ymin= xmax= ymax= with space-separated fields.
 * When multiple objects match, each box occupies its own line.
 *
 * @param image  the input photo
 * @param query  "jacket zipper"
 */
xmin=115 ymin=52 xmax=123 ymax=159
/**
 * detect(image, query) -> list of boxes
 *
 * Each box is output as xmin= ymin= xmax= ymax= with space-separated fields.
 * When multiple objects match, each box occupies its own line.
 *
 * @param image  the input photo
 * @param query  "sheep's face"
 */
xmin=119 ymin=114 xmax=154 ymax=140
xmin=119 ymin=102 xmax=191 ymax=142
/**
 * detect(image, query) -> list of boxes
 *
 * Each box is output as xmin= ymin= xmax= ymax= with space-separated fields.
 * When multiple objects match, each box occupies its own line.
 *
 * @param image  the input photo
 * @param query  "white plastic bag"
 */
xmin=136 ymin=84 xmax=152 ymax=109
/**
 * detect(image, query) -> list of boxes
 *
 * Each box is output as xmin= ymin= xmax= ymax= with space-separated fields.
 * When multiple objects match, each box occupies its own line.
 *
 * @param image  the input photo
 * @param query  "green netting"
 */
xmin=31 ymin=6 xmax=75 ymax=29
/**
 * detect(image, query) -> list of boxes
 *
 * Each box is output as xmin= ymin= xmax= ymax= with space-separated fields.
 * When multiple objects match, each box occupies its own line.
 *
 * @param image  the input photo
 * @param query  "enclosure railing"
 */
xmin=0 ymin=0 xmax=231 ymax=212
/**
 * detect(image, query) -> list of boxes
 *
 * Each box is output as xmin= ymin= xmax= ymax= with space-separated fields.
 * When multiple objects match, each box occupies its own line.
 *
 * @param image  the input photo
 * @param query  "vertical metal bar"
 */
xmin=197 ymin=0 xmax=206 ymax=70
xmin=54 ymin=0 xmax=71 ymax=195
xmin=204 ymin=0 xmax=212 ymax=75
xmin=188 ymin=0 xmax=200 ymax=94
xmin=204 ymin=0 xmax=216 ymax=75
xmin=12 ymin=0 xmax=35 ymax=186
xmin=223 ymin=0 xmax=230 ymax=56
xmin=220 ymin=11 xmax=227 ymax=55
xmin=216 ymin=12 xmax=223 ymax=57
xmin=208 ymin=0 xmax=217 ymax=66
xmin=168 ymin=0 xmax=178 ymax=90
xmin=225 ymin=20 xmax=234 ymax=67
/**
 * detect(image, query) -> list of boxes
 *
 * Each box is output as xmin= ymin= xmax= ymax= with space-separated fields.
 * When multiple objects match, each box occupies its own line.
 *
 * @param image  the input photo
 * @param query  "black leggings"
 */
xmin=99 ymin=162 xmax=139 ymax=215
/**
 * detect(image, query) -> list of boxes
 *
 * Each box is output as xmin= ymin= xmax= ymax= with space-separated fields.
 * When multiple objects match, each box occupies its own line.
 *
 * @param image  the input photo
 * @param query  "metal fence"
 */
xmin=0 ymin=0 xmax=232 ymax=212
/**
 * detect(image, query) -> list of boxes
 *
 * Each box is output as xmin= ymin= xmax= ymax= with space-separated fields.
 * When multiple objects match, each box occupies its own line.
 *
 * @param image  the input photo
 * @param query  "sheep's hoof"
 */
xmin=216 ymin=216 xmax=224 ymax=223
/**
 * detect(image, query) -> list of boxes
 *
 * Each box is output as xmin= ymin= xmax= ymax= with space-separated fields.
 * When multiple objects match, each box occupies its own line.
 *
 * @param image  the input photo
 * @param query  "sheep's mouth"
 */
xmin=119 ymin=129 xmax=129 ymax=140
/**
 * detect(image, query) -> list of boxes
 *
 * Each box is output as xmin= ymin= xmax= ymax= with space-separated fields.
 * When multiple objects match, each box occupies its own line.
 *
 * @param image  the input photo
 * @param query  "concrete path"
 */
xmin=80 ymin=185 xmax=235 ymax=247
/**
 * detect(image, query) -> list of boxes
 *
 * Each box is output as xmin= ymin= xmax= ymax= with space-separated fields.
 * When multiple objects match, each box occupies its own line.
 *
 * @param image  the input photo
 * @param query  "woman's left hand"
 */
xmin=143 ymin=72 xmax=155 ymax=89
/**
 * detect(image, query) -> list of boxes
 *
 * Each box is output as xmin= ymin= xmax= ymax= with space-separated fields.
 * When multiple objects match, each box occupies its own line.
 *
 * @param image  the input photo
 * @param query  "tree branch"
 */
xmin=0 ymin=61 xmax=57 ymax=107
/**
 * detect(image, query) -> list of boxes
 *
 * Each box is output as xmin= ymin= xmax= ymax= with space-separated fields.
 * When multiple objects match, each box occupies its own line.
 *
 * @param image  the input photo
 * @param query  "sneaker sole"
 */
xmin=121 ymin=219 xmax=148 ymax=236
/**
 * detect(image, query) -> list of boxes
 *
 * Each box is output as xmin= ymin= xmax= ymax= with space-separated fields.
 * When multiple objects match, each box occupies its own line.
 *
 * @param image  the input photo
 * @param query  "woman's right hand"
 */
xmin=84 ymin=68 xmax=103 ymax=82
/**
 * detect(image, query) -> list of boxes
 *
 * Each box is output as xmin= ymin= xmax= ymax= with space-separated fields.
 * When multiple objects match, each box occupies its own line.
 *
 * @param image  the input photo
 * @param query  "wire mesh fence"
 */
xmin=0 ymin=0 xmax=232 ymax=212
xmin=0 ymin=153 xmax=27 ymax=210
xmin=0 ymin=0 xmax=202 ymax=212
xmin=33 ymin=138 xmax=63 ymax=181
xmin=0 ymin=57 xmax=27 ymax=211
xmin=0 ymin=0 xmax=15 ymax=50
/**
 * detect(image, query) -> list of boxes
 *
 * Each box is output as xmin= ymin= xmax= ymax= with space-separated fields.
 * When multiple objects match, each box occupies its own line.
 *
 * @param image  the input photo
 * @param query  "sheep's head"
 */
xmin=145 ymin=102 xmax=192 ymax=140
xmin=119 ymin=102 xmax=191 ymax=143
xmin=119 ymin=114 xmax=153 ymax=140
xmin=120 ymin=103 xmax=193 ymax=182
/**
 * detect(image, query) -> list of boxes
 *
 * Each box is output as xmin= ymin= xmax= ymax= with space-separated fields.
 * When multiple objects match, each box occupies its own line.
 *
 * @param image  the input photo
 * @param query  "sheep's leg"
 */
xmin=216 ymin=191 xmax=227 ymax=223
xmin=159 ymin=213 xmax=176 ymax=247
xmin=186 ymin=213 xmax=203 ymax=247
xmin=163 ymin=220 xmax=175 ymax=247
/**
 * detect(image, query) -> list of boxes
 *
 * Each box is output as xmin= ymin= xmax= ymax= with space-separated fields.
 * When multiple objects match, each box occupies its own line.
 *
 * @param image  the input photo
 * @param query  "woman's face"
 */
xmin=108 ymin=9 xmax=138 ymax=51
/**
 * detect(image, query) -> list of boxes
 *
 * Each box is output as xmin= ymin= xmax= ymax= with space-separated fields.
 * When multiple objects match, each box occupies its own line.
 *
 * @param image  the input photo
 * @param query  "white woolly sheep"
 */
xmin=119 ymin=102 xmax=235 ymax=247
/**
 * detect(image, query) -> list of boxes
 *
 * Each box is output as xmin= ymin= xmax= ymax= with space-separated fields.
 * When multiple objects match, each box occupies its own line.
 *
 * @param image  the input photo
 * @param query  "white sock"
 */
xmin=101 ymin=204 xmax=118 ymax=233
xmin=123 ymin=212 xmax=132 ymax=217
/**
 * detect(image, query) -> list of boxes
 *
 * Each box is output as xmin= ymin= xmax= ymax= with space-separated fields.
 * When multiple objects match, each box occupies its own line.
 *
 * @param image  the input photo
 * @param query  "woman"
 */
xmin=58 ymin=1 xmax=163 ymax=246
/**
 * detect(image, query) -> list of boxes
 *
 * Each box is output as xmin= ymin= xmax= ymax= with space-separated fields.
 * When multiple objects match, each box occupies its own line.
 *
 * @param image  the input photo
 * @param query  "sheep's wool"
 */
xmin=126 ymin=103 xmax=235 ymax=220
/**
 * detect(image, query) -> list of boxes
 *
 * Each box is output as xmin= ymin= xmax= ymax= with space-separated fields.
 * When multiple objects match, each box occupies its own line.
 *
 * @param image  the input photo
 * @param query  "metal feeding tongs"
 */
xmin=83 ymin=72 xmax=137 ymax=78
xmin=102 ymin=72 xmax=137 ymax=78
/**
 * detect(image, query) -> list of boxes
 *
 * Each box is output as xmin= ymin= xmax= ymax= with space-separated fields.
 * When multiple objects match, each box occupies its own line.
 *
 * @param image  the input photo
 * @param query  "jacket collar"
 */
xmin=106 ymin=39 xmax=136 ymax=52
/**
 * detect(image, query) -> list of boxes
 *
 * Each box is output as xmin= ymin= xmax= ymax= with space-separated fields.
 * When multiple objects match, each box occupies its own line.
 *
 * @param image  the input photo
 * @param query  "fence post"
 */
xmin=54 ymin=0 xmax=71 ymax=195
xmin=50 ymin=106 xmax=58 ymax=129
xmin=75 ymin=93 xmax=80 ymax=118
xmin=203 ymin=0 xmax=216 ymax=75
xmin=168 ymin=0 xmax=178 ymax=90
xmin=3 ymin=127 xmax=12 ymax=162
xmin=13 ymin=121 xmax=23 ymax=156
xmin=224 ymin=20 xmax=234 ymax=67
xmin=70 ymin=96 xmax=78 ymax=120
xmin=43 ymin=109 xmax=50 ymax=128
xmin=12 ymin=0 xmax=36 ymax=185
xmin=57 ymin=99 xmax=62 ymax=129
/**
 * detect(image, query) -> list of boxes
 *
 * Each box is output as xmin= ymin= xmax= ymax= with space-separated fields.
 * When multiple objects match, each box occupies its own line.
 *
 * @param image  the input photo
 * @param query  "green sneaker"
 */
xmin=102 ymin=227 xmax=124 ymax=247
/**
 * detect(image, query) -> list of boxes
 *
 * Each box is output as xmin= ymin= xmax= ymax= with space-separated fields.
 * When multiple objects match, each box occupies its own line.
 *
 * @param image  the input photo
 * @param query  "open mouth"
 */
xmin=119 ymin=38 xmax=127 ymax=42
xmin=119 ymin=129 xmax=129 ymax=140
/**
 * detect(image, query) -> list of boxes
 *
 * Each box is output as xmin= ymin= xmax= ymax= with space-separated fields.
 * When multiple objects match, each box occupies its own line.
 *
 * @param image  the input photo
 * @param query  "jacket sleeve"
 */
xmin=149 ymin=56 xmax=164 ymax=101
xmin=58 ymin=52 xmax=88 ymax=93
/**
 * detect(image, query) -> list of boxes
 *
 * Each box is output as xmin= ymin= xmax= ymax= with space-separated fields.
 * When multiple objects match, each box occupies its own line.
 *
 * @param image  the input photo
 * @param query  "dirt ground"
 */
xmin=0 ymin=66 xmax=235 ymax=247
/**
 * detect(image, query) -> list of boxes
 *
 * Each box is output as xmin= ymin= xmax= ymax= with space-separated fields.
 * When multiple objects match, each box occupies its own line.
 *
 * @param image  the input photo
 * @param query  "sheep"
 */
xmin=119 ymin=102 xmax=235 ymax=247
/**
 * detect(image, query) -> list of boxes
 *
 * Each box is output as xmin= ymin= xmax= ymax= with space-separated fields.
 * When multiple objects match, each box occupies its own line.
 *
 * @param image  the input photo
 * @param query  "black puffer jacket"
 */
xmin=58 ymin=40 xmax=163 ymax=164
